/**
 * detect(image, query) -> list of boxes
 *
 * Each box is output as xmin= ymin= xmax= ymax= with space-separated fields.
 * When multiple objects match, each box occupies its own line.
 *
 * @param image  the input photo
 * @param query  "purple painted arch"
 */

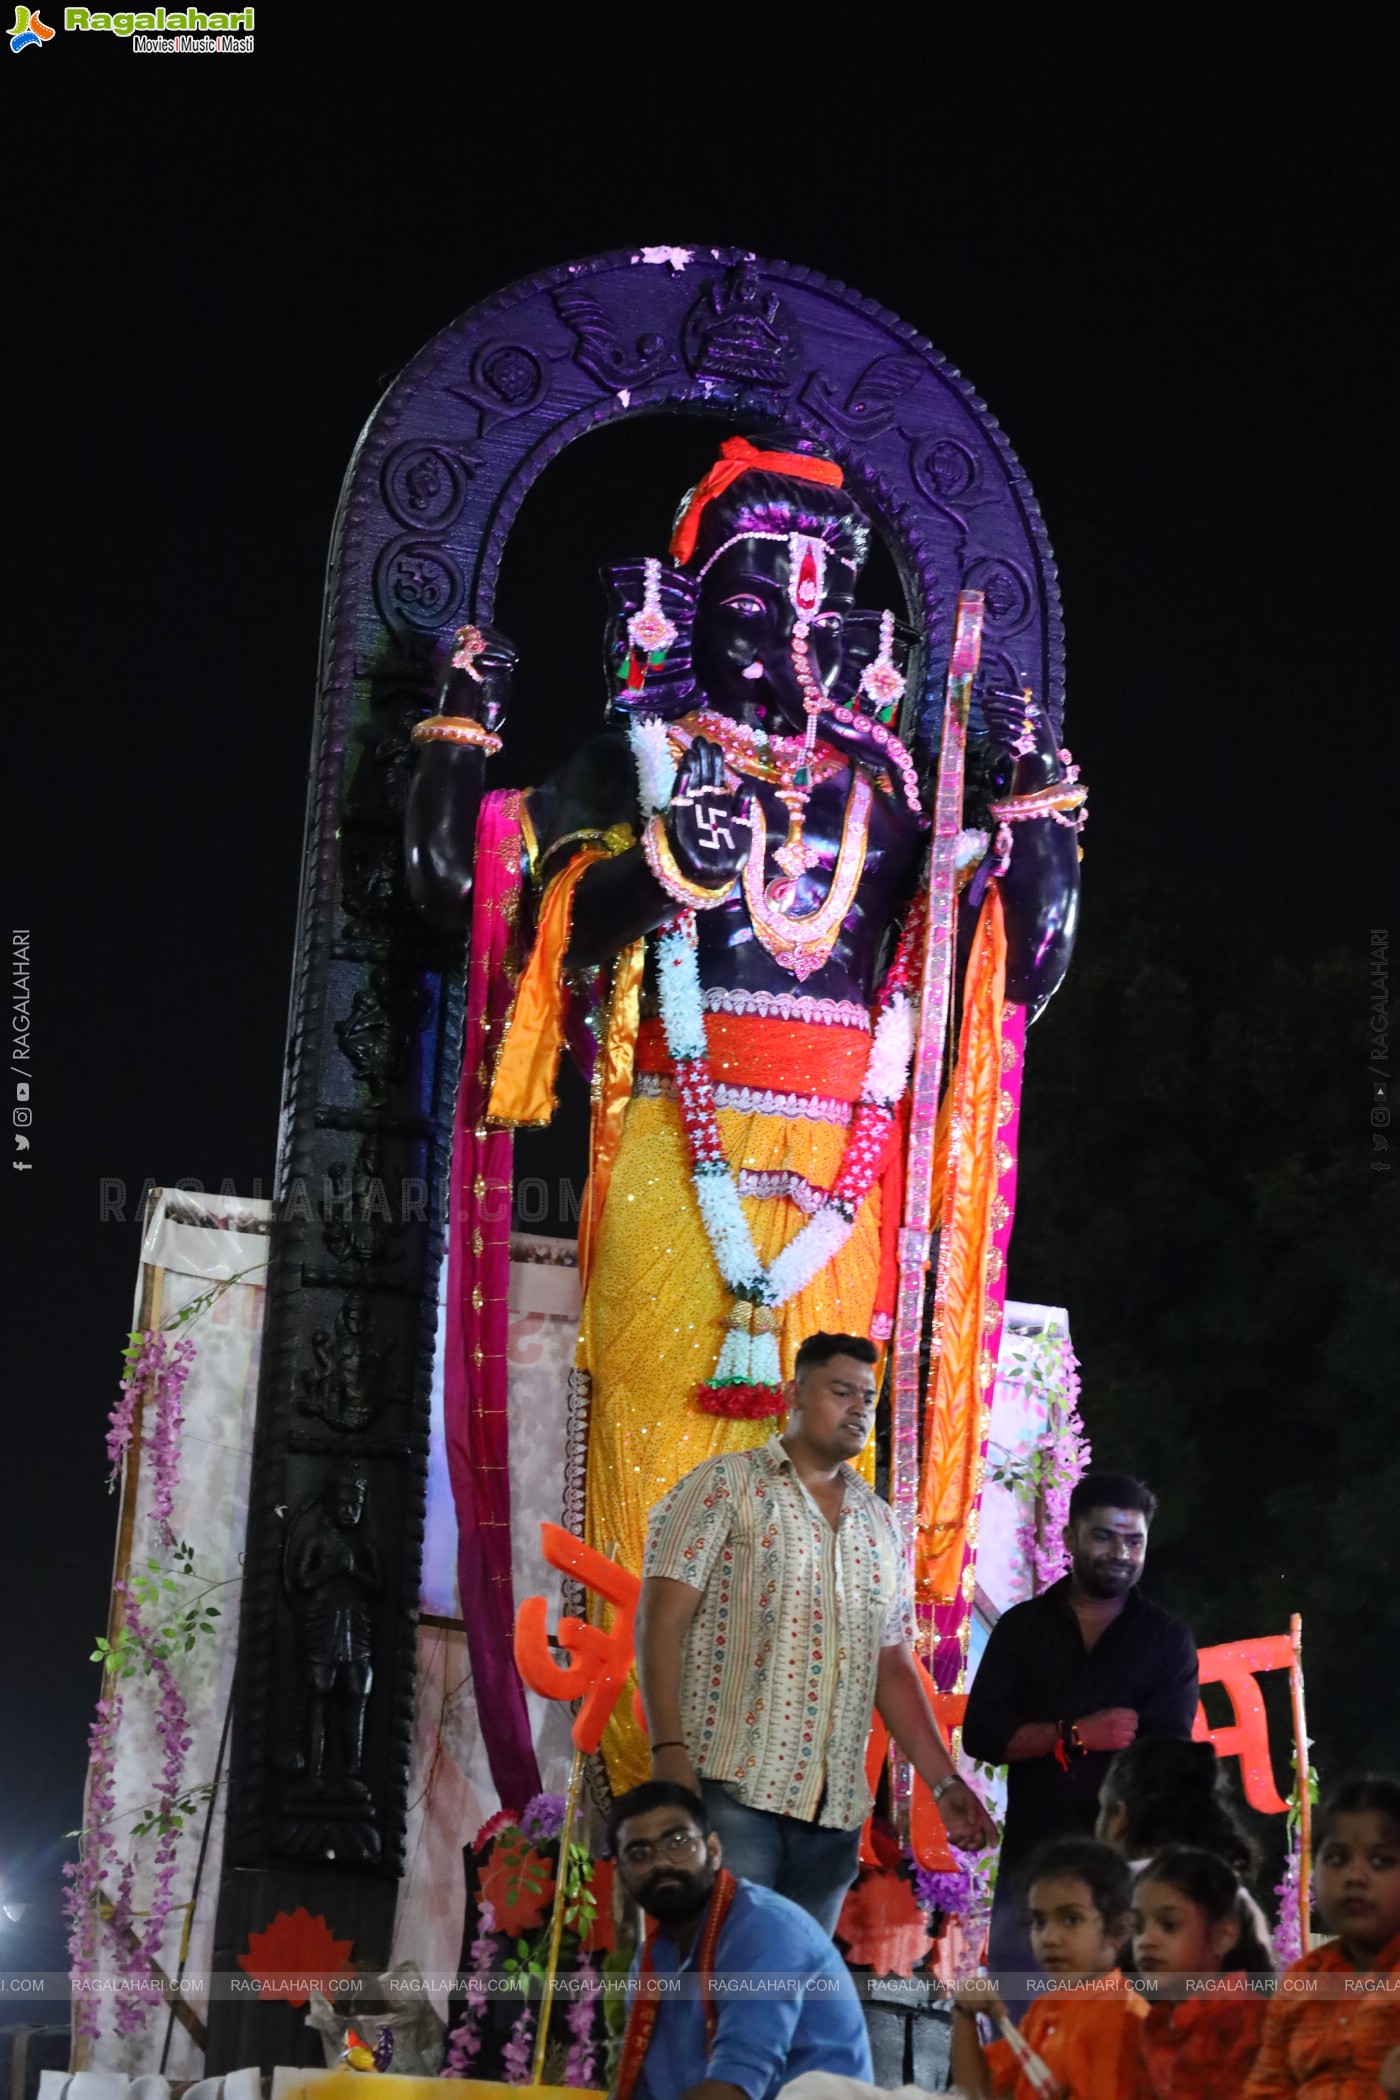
xmin=328 ymin=244 xmax=1065 ymax=759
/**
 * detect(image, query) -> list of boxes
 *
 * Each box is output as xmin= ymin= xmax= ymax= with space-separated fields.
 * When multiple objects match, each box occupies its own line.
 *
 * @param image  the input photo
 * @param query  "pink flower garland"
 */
xmin=67 ymin=1315 xmax=205 ymax=2038
xmin=63 ymin=1695 xmax=122 ymax=2040
xmin=121 ymin=1583 xmax=192 ymax=1993
xmin=911 ymin=1844 xmax=995 ymax=1979
xmin=501 ymin=2003 xmax=535 ymax=2085
xmin=563 ymin=1972 xmax=599 ymax=2088
xmin=1273 ymin=1827 xmax=1305 ymax=1968
xmin=1009 ymin=1331 xmax=1091 ymax=1596
xmin=108 ymin=1328 xmax=198 ymax=1546
xmin=441 ymin=1899 xmax=499 ymax=2076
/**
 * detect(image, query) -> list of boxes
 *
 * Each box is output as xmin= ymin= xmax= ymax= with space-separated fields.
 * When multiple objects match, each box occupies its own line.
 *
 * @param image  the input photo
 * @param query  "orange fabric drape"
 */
xmin=669 ymin=435 xmax=844 ymax=565
xmin=486 ymin=848 xmax=611 ymax=1129
xmin=915 ymin=886 xmax=1008 ymax=1600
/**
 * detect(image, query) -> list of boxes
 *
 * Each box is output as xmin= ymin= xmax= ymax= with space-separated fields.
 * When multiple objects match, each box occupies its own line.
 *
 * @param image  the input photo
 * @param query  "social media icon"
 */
xmin=14 ymin=1134 xmax=29 ymax=1151
xmin=16 ymin=1081 xmax=29 ymax=1101
xmin=14 ymin=1107 xmax=32 ymax=1127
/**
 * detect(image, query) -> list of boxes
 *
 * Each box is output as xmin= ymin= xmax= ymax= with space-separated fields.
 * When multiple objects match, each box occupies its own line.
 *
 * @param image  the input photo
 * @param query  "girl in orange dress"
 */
xmin=1243 ymin=1775 xmax=1400 ymax=2100
xmin=951 ymin=1837 xmax=1149 ymax=2099
xmin=1132 ymin=1845 xmax=1275 ymax=2096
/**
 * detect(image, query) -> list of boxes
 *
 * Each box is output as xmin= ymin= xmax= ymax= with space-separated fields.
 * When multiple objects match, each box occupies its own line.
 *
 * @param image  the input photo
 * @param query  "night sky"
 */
xmin=5 ymin=22 xmax=1391 ymax=1969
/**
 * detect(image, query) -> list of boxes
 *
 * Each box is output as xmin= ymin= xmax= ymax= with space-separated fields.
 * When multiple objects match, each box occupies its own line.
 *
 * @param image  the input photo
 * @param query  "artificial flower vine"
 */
xmin=65 ymin=1271 xmax=250 ymax=2040
xmin=986 ymin=1324 xmax=1091 ymax=1598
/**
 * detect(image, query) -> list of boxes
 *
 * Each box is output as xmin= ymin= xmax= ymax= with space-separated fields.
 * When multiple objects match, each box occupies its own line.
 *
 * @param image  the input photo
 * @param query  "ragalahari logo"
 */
xmin=9 ymin=6 xmax=54 ymax=45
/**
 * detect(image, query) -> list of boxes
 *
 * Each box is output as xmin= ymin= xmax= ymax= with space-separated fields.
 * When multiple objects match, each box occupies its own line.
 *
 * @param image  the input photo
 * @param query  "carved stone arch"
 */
xmin=207 ymin=247 xmax=1063 ymax=2071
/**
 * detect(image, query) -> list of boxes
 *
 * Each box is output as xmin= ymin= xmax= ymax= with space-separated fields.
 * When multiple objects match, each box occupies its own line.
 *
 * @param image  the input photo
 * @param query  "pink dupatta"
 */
xmin=443 ymin=788 xmax=541 ymax=1807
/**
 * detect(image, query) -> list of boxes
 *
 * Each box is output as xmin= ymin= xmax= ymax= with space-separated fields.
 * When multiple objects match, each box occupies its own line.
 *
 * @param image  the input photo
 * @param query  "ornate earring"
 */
xmin=628 ymin=558 xmax=679 ymax=655
xmin=620 ymin=557 xmax=680 ymax=692
xmin=858 ymin=609 xmax=906 ymax=720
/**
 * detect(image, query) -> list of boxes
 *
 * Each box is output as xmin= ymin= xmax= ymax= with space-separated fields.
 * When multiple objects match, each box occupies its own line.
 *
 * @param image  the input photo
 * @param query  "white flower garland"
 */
xmin=630 ymin=715 xmax=678 ymax=819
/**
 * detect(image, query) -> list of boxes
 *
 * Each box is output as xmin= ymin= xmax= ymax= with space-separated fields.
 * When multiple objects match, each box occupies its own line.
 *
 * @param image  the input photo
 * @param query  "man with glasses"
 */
xmin=608 ymin=1781 xmax=871 ymax=2100
xmin=637 ymin=1331 xmax=996 ymax=1935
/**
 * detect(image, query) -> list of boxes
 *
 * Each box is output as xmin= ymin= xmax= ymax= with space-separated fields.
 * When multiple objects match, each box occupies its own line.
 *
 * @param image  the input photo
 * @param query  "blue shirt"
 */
xmin=635 ymin=1878 xmax=871 ymax=2100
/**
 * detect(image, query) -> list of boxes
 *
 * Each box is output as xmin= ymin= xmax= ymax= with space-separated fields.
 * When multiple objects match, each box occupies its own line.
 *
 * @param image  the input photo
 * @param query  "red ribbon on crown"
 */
xmin=669 ymin=435 xmax=844 ymax=566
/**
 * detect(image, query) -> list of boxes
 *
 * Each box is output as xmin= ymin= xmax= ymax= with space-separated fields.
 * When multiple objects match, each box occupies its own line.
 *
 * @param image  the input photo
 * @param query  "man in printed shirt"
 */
xmin=636 ymin=1331 xmax=996 ymax=1934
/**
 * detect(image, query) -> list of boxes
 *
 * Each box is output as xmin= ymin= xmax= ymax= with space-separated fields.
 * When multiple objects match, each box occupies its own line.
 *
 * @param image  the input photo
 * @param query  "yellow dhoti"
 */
xmin=578 ymin=1010 xmax=890 ymax=1787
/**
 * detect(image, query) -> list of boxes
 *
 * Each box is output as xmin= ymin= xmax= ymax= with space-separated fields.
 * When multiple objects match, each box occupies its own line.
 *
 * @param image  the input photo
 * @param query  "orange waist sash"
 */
xmin=635 ymin=1011 xmax=871 ymax=1103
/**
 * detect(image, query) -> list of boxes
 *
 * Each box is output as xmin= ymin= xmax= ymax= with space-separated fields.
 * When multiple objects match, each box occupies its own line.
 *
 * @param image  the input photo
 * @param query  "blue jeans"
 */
xmin=700 ymin=1781 xmax=861 ymax=1937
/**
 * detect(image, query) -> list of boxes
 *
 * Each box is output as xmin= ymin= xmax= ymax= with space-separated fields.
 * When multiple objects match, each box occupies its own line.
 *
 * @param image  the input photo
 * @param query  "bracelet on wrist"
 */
xmin=930 ymin=1773 xmax=961 ymax=1804
xmin=1053 ymin=1717 xmax=1088 ymax=1771
xmin=642 ymin=814 xmax=737 ymax=910
xmin=988 ymin=779 xmax=1088 ymax=825
xmin=411 ymin=713 xmax=503 ymax=756
xmin=649 ymin=1739 xmax=688 ymax=1754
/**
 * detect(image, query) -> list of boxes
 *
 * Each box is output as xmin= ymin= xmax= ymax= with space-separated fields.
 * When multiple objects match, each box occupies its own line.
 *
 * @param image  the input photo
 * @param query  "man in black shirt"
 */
xmin=961 ymin=1471 xmax=1198 ymax=1996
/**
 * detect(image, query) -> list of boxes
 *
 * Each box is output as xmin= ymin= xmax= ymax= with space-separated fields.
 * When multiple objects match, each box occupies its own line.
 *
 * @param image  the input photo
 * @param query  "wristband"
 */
xmin=411 ymin=713 xmax=503 ymax=756
xmin=1053 ymin=1718 xmax=1086 ymax=1772
xmin=642 ymin=814 xmax=738 ymax=909
xmin=649 ymin=1740 xmax=687 ymax=1754
xmin=930 ymin=1773 xmax=960 ymax=1804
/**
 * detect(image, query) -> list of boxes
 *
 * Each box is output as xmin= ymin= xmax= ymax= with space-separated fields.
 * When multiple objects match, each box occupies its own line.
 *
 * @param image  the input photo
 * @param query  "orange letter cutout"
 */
xmin=1192 ymin=1635 xmax=1293 ymax=1815
xmin=514 ymin=1523 xmax=641 ymax=1755
xmin=860 ymin=1666 xmax=969 ymax=1870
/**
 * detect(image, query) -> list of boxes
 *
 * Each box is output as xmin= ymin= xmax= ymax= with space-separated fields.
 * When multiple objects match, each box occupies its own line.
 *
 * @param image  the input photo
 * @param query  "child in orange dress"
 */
xmin=1243 ymin=1775 xmax=1400 ymax=2099
xmin=951 ymin=1837 xmax=1149 ymax=2100
xmin=1132 ymin=1845 xmax=1275 ymax=2095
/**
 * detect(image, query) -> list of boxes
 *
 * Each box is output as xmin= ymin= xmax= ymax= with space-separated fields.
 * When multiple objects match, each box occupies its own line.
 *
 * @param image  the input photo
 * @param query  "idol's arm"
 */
xmin=565 ymin=736 xmax=751 ymax=967
xmin=968 ymin=693 xmax=1083 ymax=1022
xmin=404 ymin=627 xmax=515 ymax=927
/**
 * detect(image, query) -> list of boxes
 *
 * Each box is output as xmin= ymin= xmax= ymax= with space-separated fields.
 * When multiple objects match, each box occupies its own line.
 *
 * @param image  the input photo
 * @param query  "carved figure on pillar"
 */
xmin=300 ymin=1294 xmax=396 ymax=1432
xmin=284 ymin=1466 xmax=383 ymax=1798
xmin=406 ymin=434 xmax=1083 ymax=1788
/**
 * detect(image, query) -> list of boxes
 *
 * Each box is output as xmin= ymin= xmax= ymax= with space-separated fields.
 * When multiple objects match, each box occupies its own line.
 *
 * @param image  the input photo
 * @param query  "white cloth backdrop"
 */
xmin=83 ymin=1190 xmax=268 ymax=2076
xmin=391 ymin=1237 xmax=580 ymax=2001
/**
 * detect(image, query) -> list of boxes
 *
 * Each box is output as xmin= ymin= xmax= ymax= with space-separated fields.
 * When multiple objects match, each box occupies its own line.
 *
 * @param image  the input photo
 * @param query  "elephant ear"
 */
xmin=600 ymin=558 xmax=698 ymax=719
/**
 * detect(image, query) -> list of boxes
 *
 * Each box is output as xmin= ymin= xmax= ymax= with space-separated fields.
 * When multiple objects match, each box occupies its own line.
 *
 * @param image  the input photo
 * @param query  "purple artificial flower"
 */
xmin=501 ymin=2004 xmax=535 ymax=2086
xmin=521 ymin=1791 xmax=568 ymax=1841
xmin=1273 ymin=1830 xmax=1305 ymax=1968
xmin=440 ymin=1899 xmax=499 ymax=2077
xmin=912 ymin=1864 xmax=974 ymax=1916
xmin=564 ymin=1972 xmax=599 ymax=2089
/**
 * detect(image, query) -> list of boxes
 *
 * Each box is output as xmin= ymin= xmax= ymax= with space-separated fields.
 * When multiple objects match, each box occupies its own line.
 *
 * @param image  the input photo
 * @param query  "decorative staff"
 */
xmin=514 ymin=1527 xmax=640 ymax=2087
xmin=888 ymin=591 xmax=986 ymax=1820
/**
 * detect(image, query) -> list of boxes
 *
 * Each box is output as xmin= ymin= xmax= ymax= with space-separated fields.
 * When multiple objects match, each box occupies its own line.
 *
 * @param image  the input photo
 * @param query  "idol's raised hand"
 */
xmin=433 ymin=621 xmax=517 ymax=736
xmin=662 ymin=737 xmax=753 ymax=889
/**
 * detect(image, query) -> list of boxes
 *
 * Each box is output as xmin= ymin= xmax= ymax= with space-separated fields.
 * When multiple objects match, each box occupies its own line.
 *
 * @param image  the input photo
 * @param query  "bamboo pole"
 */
xmin=1289 ymin=1612 xmax=1312 ymax=1955
xmin=529 ymin=1745 xmax=588 ymax=2087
